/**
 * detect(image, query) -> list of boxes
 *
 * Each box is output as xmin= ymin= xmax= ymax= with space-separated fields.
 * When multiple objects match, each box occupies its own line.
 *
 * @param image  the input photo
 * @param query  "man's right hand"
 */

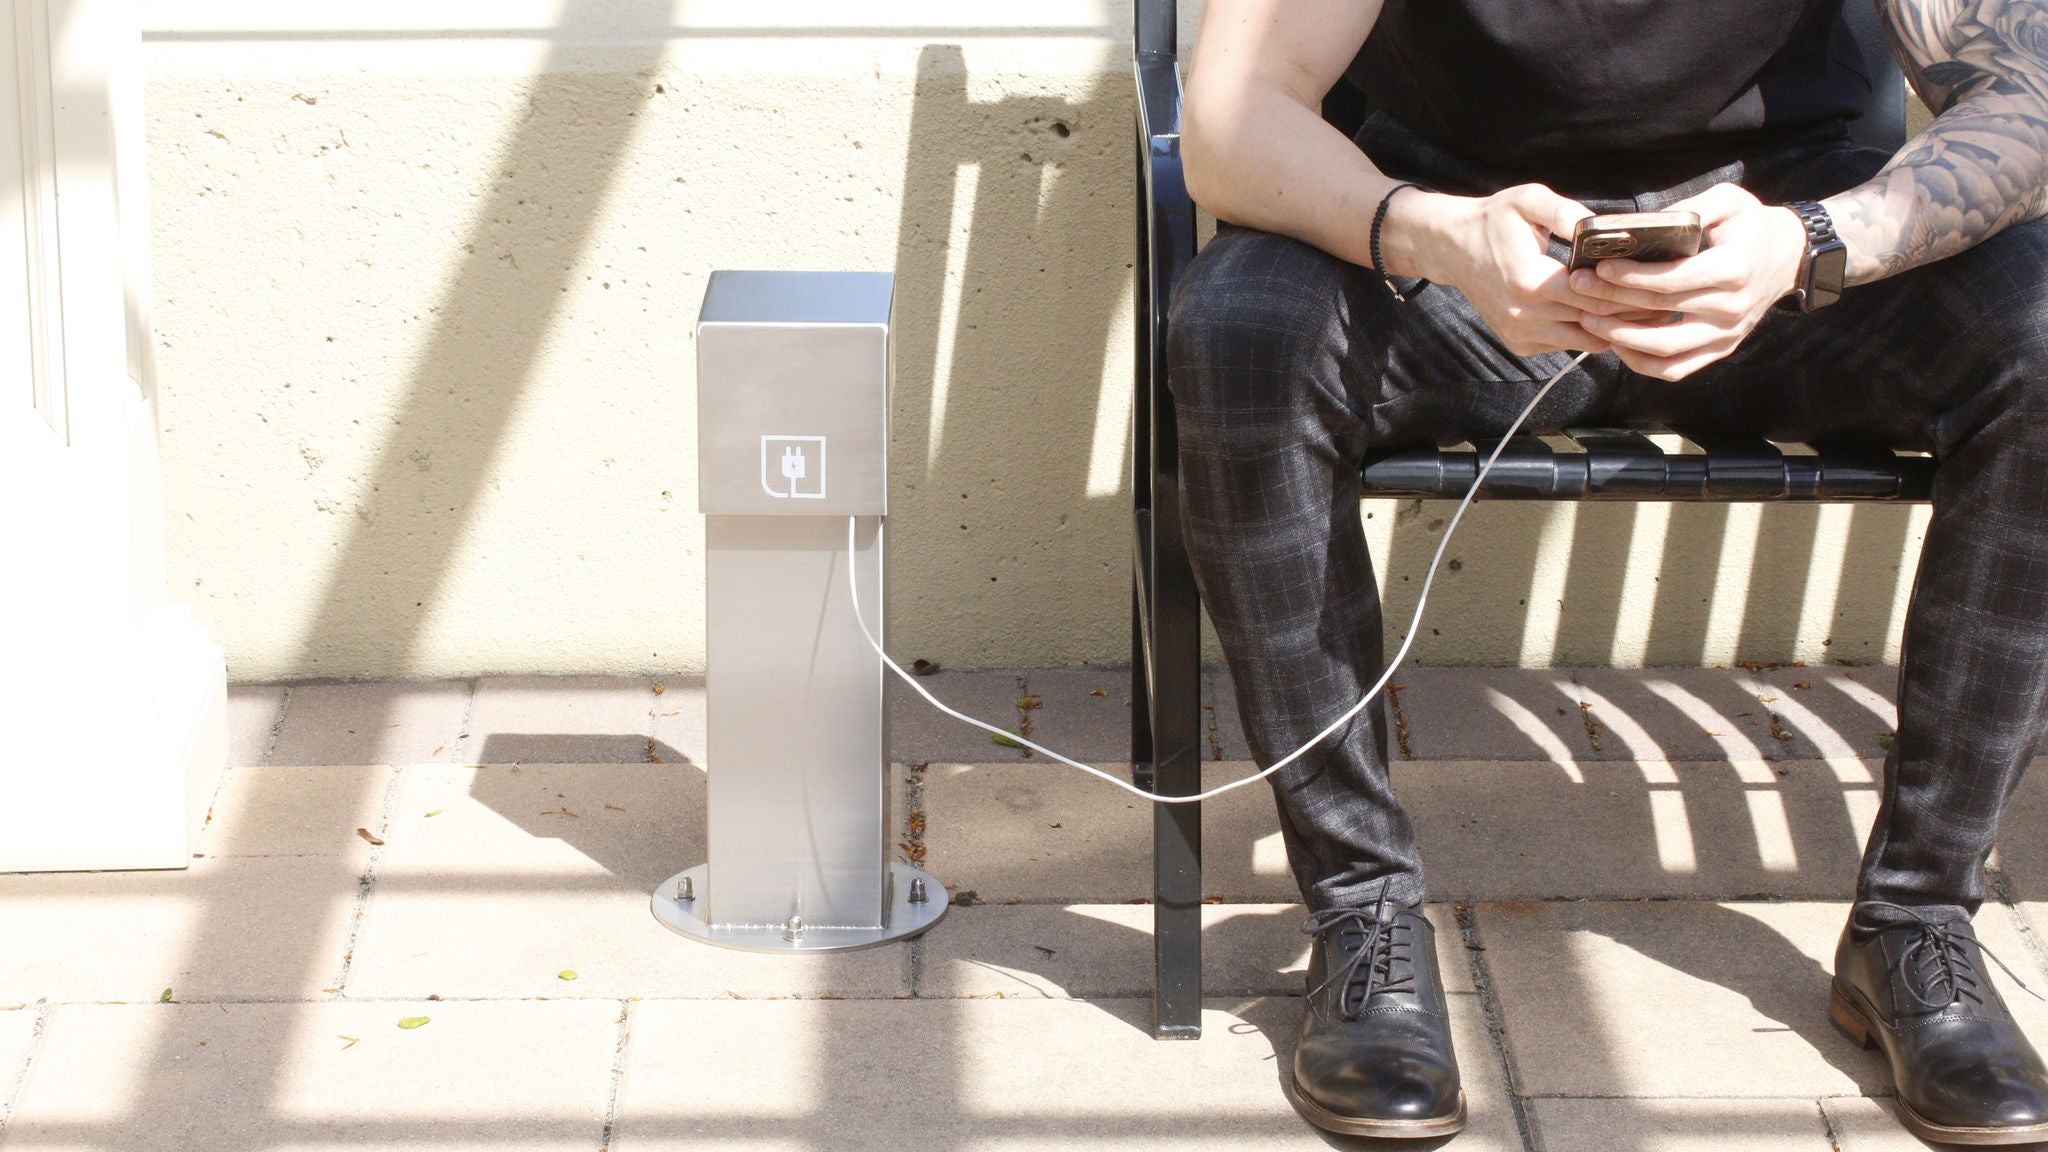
xmin=1384 ymin=183 xmax=1618 ymax=357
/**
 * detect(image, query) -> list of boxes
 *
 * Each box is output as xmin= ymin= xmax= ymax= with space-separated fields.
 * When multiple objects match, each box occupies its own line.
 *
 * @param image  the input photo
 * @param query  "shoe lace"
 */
xmin=1875 ymin=909 xmax=2046 ymax=1013
xmin=1301 ymin=885 xmax=1417 ymax=1022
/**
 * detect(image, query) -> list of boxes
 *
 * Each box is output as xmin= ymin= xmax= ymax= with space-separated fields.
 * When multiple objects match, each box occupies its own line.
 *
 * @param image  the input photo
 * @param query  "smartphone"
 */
xmin=1568 ymin=211 xmax=1703 ymax=270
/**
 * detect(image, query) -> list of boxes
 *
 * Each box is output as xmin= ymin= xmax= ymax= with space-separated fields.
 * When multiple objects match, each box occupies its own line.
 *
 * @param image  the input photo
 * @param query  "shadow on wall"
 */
xmin=885 ymin=43 xmax=1137 ymax=666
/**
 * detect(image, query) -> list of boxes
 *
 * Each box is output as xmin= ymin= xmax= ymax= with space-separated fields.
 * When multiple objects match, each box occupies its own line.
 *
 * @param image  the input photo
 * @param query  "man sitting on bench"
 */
xmin=1170 ymin=0 xmax=2048 ymax=1141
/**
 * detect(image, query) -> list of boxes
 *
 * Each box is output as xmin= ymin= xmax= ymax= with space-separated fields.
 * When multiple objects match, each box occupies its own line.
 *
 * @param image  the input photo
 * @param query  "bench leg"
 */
xmin=1146 ymin=538 xmax=1204 ymax=1040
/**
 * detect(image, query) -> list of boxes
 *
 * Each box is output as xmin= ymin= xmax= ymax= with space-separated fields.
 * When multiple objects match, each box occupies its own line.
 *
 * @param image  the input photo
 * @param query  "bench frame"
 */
xmin=1130 ymin=0 xmax=1925 ymax=1039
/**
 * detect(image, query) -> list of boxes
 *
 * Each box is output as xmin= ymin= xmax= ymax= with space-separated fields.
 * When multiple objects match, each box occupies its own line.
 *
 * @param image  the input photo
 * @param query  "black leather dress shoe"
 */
xmin=1293 ymin=901 xmax=1464 ymax=1138
xmin=1832 ymin=911 xmax=2048 ymax=1145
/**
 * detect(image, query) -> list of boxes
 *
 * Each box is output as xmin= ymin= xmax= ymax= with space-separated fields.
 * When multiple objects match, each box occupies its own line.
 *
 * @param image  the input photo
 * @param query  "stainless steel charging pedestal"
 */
xmin=653 ymin=270 xmax=947 ymax=953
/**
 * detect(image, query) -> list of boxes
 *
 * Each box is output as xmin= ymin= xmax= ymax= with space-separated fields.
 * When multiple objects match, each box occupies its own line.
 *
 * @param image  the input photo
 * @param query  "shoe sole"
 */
xmin=1830 ymin=983 xmax=2048 ymax=1146
xmin=1289 ymin=1076 xmax=1466 ymax=1139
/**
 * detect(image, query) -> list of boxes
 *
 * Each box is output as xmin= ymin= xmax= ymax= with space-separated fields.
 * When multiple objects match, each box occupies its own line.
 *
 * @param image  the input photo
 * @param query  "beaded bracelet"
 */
xmin=1370 ymin=182 xmax=1428 ymax=302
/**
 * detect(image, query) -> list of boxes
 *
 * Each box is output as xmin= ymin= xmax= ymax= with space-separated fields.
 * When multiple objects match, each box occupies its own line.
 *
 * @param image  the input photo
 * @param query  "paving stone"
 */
xmin=1821 ymin=1096 xmax=1947 ymax=1151
xmin=1745 ymin=664 xmax=1898 ymax=760
xmin=1528 ymin=1097 xmax=1836 ymax=1152
xmin=197 ymin=764 xmax=392 ymax=859
xmin=0 ymin=856 xmax=363 ymax=1003
xmin=645 ymin=677 xmax=706 ymax=770
xmin=6 ymin=1000 xmax=617 ymax=1150
xmin=922 ymin=762 xmax=1294 ymax=903
xmin=888 ymin=669 xmax=1032 ymax=764
xmin=0 ymin=1007 xmax=36 ymax=1120
xmin=1398 ymin=759 xmax=1880 ymax=902
xmin=611 ymin=995 xmax=1520 ymax=1151
xmin=348 ymin=764 xmax=908 ymax=999
xmin=1394 ymin=666 xmax=1594 ymax=762
xmin=1204 ymin=670 xmax=1255 ymax=761
xmin=919 ymin=903 xmax=1473 ymax=999
xmin=1013 ymin=667 xmax=1132 ymax=764
xmin=1480 ymin=900 xmax=1885 ymax=1097
xmin=468 ymin=675 xmax=657 ymax=764
xmin=270 ymin=680 xmax=473 ymax=766
xmin=1488 ymin=901 xmax=2048 ymax=1103
xmin=1571 ymin=667 xmax=1809 ymax=761
xmin=224 ymin=684 xmax=286 ymax=766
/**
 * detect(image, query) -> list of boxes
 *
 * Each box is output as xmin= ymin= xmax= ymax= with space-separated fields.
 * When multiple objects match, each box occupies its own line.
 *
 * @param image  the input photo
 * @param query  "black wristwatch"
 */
xmin=1774 ymin=199 xmax=1847 ymax=314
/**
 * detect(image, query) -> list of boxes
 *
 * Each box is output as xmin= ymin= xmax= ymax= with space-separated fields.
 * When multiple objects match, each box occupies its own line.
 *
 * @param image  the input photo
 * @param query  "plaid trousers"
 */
xmin=1166 ymin=116 xmax=2048 ymax=919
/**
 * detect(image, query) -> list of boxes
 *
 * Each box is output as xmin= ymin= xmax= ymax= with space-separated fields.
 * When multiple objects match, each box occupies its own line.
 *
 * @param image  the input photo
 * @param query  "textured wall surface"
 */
xmin=147 ymin=1 xmax=1927 ymax=681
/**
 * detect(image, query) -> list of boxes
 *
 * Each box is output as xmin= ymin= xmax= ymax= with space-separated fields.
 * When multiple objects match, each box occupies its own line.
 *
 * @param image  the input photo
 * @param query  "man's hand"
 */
xmin=1570 ymin=183 xmax=1808 ymax=381
xmin=1396 ymin=183 xmax=1615 ymax=357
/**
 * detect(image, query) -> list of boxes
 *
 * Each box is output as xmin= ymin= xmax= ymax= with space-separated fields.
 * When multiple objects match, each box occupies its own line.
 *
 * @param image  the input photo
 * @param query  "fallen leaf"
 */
xmin=397 ymin=1016 xmax=430 ymax=1030
xmin=951 ymin=890 xmax=980 ymax=907
xmin=356 ymin=828 xmax=385 ymax=846
xmin=1018 ymin=694 xmax=1043 ymax=711
xmin=424 ymin=809 xmax=443 ymax=818
xmin=653 ymin=684 xmax=666 ymax=696
xmin=558 ymin=970 xmax=579 ymax=981
xmin=540 ymin=806 xmax=581 ymax=818
xmin=159 ymin=987 xmax=172 ymax=1003
xmin=1033 ymin=945 xmax=1057 ymax=957
xmin=339 ymin=1035 xmax=359 ymax=1049
xmin=658 ymin=710 xmax=681 ymax=717
xmin=911 ymin=658 xmax=940 ymax=676
xmin=991 ymin=733 xmax=1025 ymax=749
xmin=1792 ymin=681 xmax=1813 ymax=690
xmin=604 ymin=803 xmax=625 ymax=811
xmin=1089 ymin=688 xmax=1109 ymax=697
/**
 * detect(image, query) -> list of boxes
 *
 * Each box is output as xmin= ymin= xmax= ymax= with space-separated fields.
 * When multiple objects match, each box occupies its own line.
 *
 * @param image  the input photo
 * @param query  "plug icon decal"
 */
xmin=760 ymin=435 xmax=827 ymax=500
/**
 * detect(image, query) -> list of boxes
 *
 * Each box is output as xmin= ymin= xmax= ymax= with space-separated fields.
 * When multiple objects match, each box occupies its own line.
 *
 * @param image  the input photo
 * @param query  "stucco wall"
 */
xmin=148 ymin=1 xmax=1928 ymax=681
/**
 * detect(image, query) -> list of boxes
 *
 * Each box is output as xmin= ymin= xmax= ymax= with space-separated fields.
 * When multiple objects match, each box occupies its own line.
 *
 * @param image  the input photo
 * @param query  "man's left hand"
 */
xmin=1571 ymin=183 xmax=1808 ymax=381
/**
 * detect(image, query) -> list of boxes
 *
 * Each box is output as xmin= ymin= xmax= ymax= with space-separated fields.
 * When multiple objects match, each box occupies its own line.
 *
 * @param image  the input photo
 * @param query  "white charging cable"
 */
xmin=848 ymin=349 xmax=1592 ymax=805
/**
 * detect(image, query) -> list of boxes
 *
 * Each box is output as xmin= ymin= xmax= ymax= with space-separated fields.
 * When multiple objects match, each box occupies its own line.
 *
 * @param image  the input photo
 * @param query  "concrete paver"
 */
xmin=611 ymin=995 xmax=1521 ymax=1151
xmin=1480 ymin=900 xmax=1886 ymax=1098
xmin=1398 ymin=759 xmax=1880 ymax=902
xmin=1204 ymin=670 xmax=1255 ymax=761
xmin=347 ymin=763 xmax=909 ymax=999
xmin=32 ymin=667 xmax=2018 ymax=1151
xmin=921 ymin=761 xmax=1295 ymax=903
xmin=1014 ymin=667 xmax=1133 ymax=764
xmin=889 ymin=669 xmax=1033 ymax=764
xmin=468 ymin=675 xmax=657 ymax=765
xmin=919 ymin=902 xmax=1474 ymax=1000
xmin=1527 ymin=1097 xmax=1835 ymax=1151
xmin=224 ymin=684 xmax=285 ymax=766
xmin=1821 ymin=1097 xmax=1942 ymax=1151
xmin=1395 ymin=666 xmax=1594 ymax=762
xmin=645 ymin=677 xmax=706 ymax=769
xmin=197 ymin=764 xmax=392 ymax=858
xmin=1745 ymin=664 xmax=1898 ymax=760
xmin=4 ymin=1000 xmax=618 ymax=1151
xmin=270 ymin=680 xmax=473 ymax=766
xmin=1569 ymin=668 xmax=1806 ymax=761
xmin=0 ymin=857 xmax=363 ymax=1003
xmin=0 ymin=1007 xmax=37 ymax=1121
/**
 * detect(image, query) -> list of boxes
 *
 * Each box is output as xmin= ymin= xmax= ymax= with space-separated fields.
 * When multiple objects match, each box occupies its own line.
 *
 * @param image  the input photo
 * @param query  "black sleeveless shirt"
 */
xmin=1347 ymin=0 xmax=1873 ymax=190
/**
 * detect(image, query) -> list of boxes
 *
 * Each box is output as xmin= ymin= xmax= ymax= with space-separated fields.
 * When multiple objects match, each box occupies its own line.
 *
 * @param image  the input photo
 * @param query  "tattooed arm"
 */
xmin=1825 ymin=0 xmax=2048 ymax=284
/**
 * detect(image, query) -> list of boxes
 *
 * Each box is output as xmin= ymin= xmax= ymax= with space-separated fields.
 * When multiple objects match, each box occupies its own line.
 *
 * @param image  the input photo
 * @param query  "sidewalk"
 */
xmin=2 ymin=666 xmax=2045 ymax=1150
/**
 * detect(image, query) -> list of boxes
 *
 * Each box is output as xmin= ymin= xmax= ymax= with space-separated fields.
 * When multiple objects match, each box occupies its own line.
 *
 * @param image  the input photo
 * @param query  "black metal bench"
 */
xmin=1129 ymin=0 xmax=1928 ymax=1039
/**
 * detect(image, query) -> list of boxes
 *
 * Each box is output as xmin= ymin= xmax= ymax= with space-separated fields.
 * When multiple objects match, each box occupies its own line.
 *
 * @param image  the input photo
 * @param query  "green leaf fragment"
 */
xmin=424 ymin=809 xmax=443 ymax=817
xmin=159 ymin=987 xmax=172 ymax=1003
xmin=990 ymin=732 xmax=1024 ymax=749
xmin=397 ymin=1016 xmax=430 ymax=1030
xmin=558 ymin=970 xmax=579 ymax=981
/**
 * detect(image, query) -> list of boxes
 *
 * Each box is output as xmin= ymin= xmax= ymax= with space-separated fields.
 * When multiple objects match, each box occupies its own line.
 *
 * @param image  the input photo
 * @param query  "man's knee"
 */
xmin=1165 ymin=225 xmax=1361 ymax=420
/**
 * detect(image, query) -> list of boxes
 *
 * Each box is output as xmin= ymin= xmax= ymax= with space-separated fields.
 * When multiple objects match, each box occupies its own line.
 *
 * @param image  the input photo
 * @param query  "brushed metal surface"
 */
xmin=651 ymin=863 xmax=948 ymax=953
xmin=697 ymin=271 xmax=890 ymax=517
xmin=703 ymin=514 xmax=888 ymax=929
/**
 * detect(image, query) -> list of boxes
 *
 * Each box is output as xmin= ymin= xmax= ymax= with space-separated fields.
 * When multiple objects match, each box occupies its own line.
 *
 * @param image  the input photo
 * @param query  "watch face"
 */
xmin=1810 ymin=241 xmax=1848 ymax=309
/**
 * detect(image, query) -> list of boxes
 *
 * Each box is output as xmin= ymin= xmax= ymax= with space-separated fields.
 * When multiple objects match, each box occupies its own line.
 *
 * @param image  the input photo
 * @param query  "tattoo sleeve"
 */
xmin=1825 ymin=0 xmax=2048 ymax=284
